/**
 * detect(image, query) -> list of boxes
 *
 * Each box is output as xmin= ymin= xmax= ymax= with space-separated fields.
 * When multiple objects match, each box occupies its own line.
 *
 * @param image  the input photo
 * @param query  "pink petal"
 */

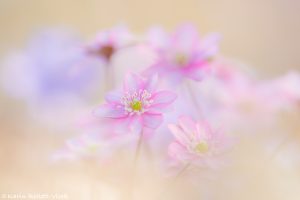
xmin=151 ymin=90 xmax=177 ymax=105
xmin=147 ymin=26 xmax=168 ymax=49
xmin=178 ymin=116 xmax=197 ymax=134
xmin=168 ymin=142 xmax=192 ymax=162
xmin=185 ymin=65 xmax=210 ymax=81
xmin=129 ymin=115 xmax=143 ymax=133
xmin=144 ymin=74 xmax=158 ymax=93
xmin=168 ymin=124 xmax=190 ymax=146
xmin=93 ymin=104 xmax=127 ymax=118
xmin=195 ymin=121 xmax=213 ymax=141
xmin=142 ymin=113 xmax=163 ymax=129
xmin=147 ymin=103 xmax=173 ymax=114
xmin=105 ymin=91 xmax=122 ymax=103
xmin=199 ymin=33 xmax=220 ymax=59
xmin=123 ymin=73 xmax=144 ymax=93
xmin=172 ymin=24 xmax=200 ymax=52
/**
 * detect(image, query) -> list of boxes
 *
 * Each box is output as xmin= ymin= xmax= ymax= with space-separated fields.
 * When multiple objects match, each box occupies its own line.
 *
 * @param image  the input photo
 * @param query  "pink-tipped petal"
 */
xmin=105 ymin=91 xmax=122 ymax=103
xmin=147 ymin=103 xmax=173 ymax=114
xmin=172 ymin=24 xmax=200 ymax=52
xmin=142 ymin=113 xmax=163 ymax=129
xmin=129 ymin=116 xmax=143 ymax=133
xmin=168 ymin=124 xmax=190 ymax=146
xmin=178 ymin=116 xmax=197 ymax=133
xmin=168 ymin=142 xmax=192 ymax=162
xmin=196 ymin=121 xmax=213 ymax=140
xmin=93 ymin=104 xmax=126 ymax=118
xmin=185 ymin=65 xmax=210 ymax=81
xmin=151 ymin=91 xmax=177 ymax=105
xmin=199 ymin=33 xmax=220 ymax=59
xmin=123 ymin=73 xmax=144 ymax=93
xmin=144 ymin=74 xmax=158 ymax=92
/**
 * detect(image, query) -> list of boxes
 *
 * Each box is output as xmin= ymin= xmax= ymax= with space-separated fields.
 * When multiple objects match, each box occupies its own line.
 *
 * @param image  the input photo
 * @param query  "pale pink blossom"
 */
xmin=168 ymin=116 xmax=232 ymax=168
xmin=144 ymin=24 xmax=220 ymax=83
xmin=94 ymin=73 xmax=177 ymax=134
xmin=86 ymin=26 xmax=133 ymax=63
xmin=53 ymin=129 xmax=136 ymax=163
xmin=259 ymin=71 xmax=300 ymax=109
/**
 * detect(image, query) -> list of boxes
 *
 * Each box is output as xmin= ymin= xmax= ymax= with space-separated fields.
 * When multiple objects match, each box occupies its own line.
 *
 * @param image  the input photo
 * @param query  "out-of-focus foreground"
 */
xmin=1 ymin=1 xmax=300 ymax=200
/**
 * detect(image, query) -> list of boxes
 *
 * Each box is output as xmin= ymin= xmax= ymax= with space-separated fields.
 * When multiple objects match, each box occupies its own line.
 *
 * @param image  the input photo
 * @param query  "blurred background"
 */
xmin=1 ymin=0 xmax=300 ymax=199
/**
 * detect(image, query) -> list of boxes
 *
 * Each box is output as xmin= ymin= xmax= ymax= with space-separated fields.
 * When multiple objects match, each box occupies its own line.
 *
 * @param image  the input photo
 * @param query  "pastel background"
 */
xmin=1 ymin=0 xmax=300 ymax=199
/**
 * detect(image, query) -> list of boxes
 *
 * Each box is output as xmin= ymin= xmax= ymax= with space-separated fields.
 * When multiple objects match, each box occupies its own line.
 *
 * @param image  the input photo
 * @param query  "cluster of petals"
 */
xmin=94 ymin=73 xmax=177 ymax=133
xmin=86 ymin=26 xmax=133 ymax=63
xmin=144 ymin=24 xmax=220 ymax=83
xmin=168 ymin=116 xmax=232 ymax=168
xmin=1 ymin=28 xmax=101 ymax=104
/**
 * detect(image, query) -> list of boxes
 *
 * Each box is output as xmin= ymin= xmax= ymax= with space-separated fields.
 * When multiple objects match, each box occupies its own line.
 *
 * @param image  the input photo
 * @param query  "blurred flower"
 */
xmin=56 ymin=133 xmax=108 ymax=161
xmin=168 ymin=116 xmax=232 ymax=168
xmin=259 ymin=71 xmax=300 ymax=110
xmin=86 ymin=26 xmax=133 ymax=63
xmin=2 ymin=28 xmax=102 ymax=106
xmin=1 ymin=29 xmax=105 ymax=130
xmin=144 ymin=24 xmax=220 ymax=84
xmin=94 ymin=73 xmax=177 ymax=134
xmin=53 ymin=131 xmax=135 ymax=163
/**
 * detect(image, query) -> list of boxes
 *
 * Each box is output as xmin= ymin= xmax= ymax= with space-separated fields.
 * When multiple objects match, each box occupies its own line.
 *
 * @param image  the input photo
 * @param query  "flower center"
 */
xmin=99 ymin=45 xmax=115 ymax=60
xmin=122 ymin=90 xmax=153 ymax=115
xmin=175 ymin=53 xmax=188 ymax=66
xmin=194 ymin=141 xmax=209 ymax=153
xmin=131 ymin=100 xmax=142 ymax=111
xmin=87 ymin=144 xmax=99 ymax=153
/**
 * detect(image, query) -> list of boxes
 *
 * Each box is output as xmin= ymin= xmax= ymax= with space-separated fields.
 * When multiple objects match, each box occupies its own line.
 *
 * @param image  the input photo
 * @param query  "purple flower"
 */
xmin=2 ymin=28 xmax=102 ymax=105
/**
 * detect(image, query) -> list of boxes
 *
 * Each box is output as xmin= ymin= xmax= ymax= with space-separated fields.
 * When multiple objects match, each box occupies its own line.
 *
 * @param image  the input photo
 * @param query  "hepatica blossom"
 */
xmin=2 ymin=28 xmax=101 ymax=105
xmin=145 ymin=24 xmax=220 ymax=83
xmin=168 ymin=116 xmax=232 ymax=168
xmin=86 ymin=26 xmax=133 ymax=63
xmin=94 ymin=73 xmax=177 ymax=133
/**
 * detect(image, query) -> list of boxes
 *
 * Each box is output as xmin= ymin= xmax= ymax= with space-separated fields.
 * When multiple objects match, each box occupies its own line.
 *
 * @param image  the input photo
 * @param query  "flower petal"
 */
xmin=93 ymin=104 xmax=127 ymax=118
xmin=142 ymin=113 xmax=163 ymax=129
xmin=199 ymin=33 xmax=220 ymax=59
xmin=172 ymin=24 xmax=200 ymax=53
xmin=129 ymin=115 xmax=143 ymax=133
xmin=105 ymin=91 xmax=122 ymax=103
xmin=144 ymin=74 xmax=158 ymax=93
xmin=147 ymin=103 xmax=173 ymax=114
xmin=151 ymin=90 xmax=177 ymax=105
xmin=168 ymin=142 xmax=192 ymax=162
xmin=196 ymin=121 xmax=213 ymax=141
xmin=168 ymin=124 xmax=190 ymax=146
xmin=178 ymin=116 xmax=197 ymax=134
xmin=123 ymin=73 xmax=144 ymax=93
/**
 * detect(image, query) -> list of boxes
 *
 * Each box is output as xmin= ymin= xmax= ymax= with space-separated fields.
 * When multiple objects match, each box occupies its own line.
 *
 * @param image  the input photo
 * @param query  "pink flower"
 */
xmin=94 ymin=73 xmax=177 ymax=134
xmin=262 ymin=71 xmax=300 ymax=107
xmin=86 ymin=26 xmax=133 ymax=63
xmin=144 ymin=24 xmax=220 ymax=83
xmin=168 ymin=116 xmax=232 ymax=168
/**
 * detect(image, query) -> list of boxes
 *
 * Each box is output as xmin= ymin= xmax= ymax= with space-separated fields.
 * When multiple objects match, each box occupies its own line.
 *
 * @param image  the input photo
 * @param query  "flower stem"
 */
xmin=157 ymin=162 xmax=191 ymax=200
xmin=173 ymin=162 xmax=191 ymax=181
xmin=127 ymin=130 xmax=144 ymax=200
xmin=270 ymin=135 xmax=291 ymax=160
xmin=185 ymin=81 xmax=203 ymax=117
xmin=133 ymin=130 xmax=144 ymax=169
xmin=104 ymin=62 xmax=115 ymax=92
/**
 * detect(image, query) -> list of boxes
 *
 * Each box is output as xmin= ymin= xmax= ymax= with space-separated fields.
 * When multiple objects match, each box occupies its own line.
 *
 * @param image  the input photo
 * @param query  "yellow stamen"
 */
xmin=88 ymin=144 xmax=99 ymax=153
xmin=131 ymin=101 xmax=142 ymax=111
xmin=194 ymin=141 xmax=209 ymax=153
